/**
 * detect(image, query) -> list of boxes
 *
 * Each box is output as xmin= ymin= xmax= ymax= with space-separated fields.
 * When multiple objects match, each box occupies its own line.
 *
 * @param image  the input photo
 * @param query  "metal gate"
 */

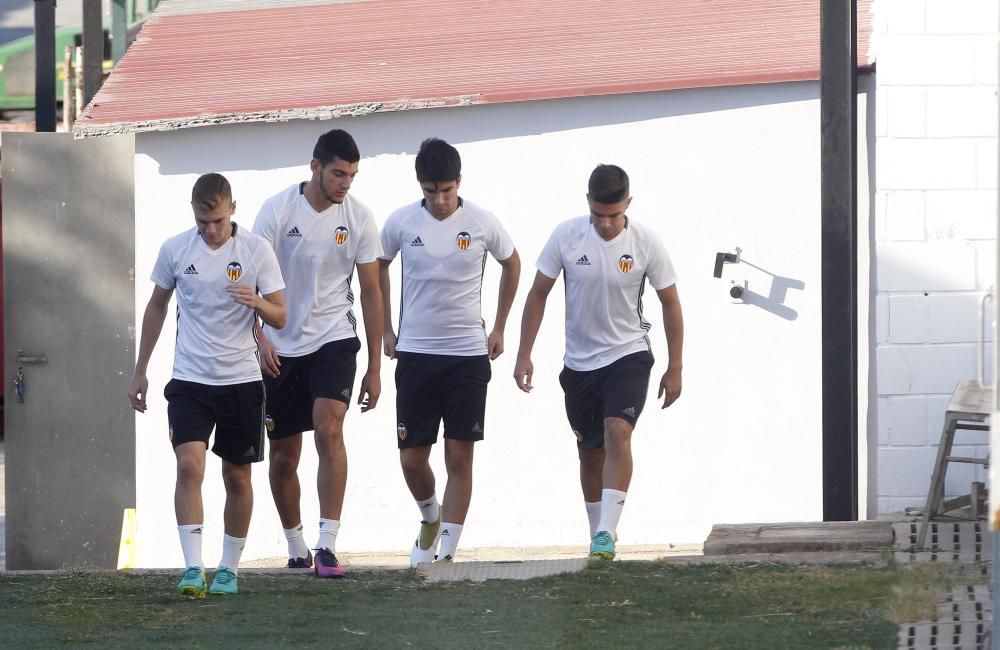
xmin=2 ymin=132 xmax=135 ymax=569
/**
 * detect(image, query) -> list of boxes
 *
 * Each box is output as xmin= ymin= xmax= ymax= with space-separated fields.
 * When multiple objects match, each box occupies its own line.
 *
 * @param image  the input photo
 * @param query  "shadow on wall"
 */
xmin=738 ymin=257 xmax=806 ymax=321
xmin=141 ymin=81 xmax=824 ymax=176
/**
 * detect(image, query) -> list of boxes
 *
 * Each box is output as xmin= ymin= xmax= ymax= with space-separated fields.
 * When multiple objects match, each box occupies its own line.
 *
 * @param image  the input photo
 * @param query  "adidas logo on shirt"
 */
xmin=410 ymin=236 xmax=425 ymax=247
xmin=576 ymin=255 xmax=591 ymax=266
xmin=183 ymin=264 xmax=198 ymax=275
xmin=622 ymin=406 xmax=637 ymax=417
xmin=286 ymin=226 xmax=302 ymax=238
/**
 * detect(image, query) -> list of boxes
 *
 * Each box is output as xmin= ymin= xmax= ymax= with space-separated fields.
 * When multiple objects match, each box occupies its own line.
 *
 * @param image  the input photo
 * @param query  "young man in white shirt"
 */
xmin=514 ymin=164 xmax=684 ymax=560
xmin=379 ymin=138 xmax=520 ymax=565
xmin=253 ymin=129 xmax=383 ymax=578
xmin=128 ymin=173 xmax=287 ymax=597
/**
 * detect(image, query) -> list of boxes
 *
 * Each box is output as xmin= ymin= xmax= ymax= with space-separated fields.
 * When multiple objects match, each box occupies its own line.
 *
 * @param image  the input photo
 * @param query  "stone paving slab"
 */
xmin=704 ymin=521 xmax=894 ymax=555
xmin=420 ymin=558 xmax=588 ymax=583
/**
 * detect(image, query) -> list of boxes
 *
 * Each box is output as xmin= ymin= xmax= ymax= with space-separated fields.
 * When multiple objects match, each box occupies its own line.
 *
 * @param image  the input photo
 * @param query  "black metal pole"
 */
xmin=33 ymin=0 xmax=57 ymax=132
xmin=82 ymin=0 xmax=103 ymax=108
xmin=820 ymin=0 xmax=859 ymax=521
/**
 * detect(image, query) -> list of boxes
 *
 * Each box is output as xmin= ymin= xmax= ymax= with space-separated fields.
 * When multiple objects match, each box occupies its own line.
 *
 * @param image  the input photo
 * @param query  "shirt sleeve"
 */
xmin=484 ymin=213 xmax=515 ymax=261
xmin=256 ymin=242 xmax=286 ymax=296
xmin=251 ymin=197 xmax=279 ymax=246
xmin=535 ymin=226 xmax=564 ymax=280
xmin=150 ymin=241 xmax=176 ymax=290
xmin=356 ymin=208 xmax=383 ymax=264
xmin=379 ymin=212 xmax=401 ymax=261
xmin=646 ymin=233 xmax=678 ymax=290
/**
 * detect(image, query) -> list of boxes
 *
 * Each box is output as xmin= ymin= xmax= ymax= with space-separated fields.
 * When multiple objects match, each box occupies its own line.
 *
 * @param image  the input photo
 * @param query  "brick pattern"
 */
xmin=875 ymin=0 xmax=998 ymax=509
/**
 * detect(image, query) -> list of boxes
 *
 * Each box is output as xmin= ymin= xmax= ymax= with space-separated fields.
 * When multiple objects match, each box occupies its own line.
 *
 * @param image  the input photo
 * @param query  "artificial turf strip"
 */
xmin=0 ymin=562 xmax=918 ymax=648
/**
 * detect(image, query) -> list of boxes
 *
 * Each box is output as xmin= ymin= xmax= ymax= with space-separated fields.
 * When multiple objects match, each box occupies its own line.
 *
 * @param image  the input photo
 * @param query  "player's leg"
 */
xmin=400 ymin=444 xmax=440 ymax=566
xmin=579 ymin=447 xmax=605 ymax=537
xmin=207 ymin=380 xmax=265 ymax=595
xmin=264 ymin=355 xmax=313 ymax=567
xmin=312 ymin=397 xmax=349 ymax=577
xmin=396 ymin=352 xmax=444 ymax=566
xmin=437 ymin=439 xmax=475 ymax=561
xmin=174 ymin=440 xmax=209 ymax=597
xmin=592 ymin=352 xmax=654 ymax=559
xmin=165 ymin=379 xmax=213 ymax=598
xmin=558 ymin=366 xmax=605 ymax=544
xmin=437 ymin=354 xmax=490 ymax=561
xmin=307 ymin=338 xmax=359 ymax=577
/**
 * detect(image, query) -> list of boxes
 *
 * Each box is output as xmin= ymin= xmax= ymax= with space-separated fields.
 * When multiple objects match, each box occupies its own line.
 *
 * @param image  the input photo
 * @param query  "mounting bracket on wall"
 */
xmin=713 ymin=248 xmax=741 ymax=278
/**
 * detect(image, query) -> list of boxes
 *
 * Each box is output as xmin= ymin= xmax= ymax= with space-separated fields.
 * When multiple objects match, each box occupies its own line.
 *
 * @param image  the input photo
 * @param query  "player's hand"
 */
xmin=128 ymin=373 xmax=149 ymax=413
xmin=257 ymin=334 xmax=281 ymax=378
xmin=487 ymin=329 xmax=504 ymax=360
xmin=514 ymin=356 xmax=534 ymax=393
xmin=383 ymin=330 xmax=398 ymax=359
xmin=658 ymin=367 xmax=682 ymax=408
xmin=226 ymin=284 xmax=261 ymax=309
xmin=358 ymin=366 xmax=381 ymax=413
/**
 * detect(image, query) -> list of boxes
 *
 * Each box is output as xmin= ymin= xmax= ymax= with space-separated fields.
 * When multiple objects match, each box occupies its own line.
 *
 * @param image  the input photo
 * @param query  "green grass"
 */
xmin=0 ymin=561 xmax=960 ymax=649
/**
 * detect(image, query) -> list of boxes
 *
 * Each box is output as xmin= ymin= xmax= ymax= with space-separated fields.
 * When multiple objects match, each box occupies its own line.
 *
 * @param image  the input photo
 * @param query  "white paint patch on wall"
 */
xmin=133 ymin=82 xmax=831 ymax=566
xmin=873 ymin=0 xmax=998 ymax=513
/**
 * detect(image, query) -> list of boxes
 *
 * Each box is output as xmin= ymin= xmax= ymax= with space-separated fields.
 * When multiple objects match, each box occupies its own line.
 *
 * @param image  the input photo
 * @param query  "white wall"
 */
xmin=873 ymin=0 xmax=998 ymax=513
xmin=133 ymin=82 xmax=843 ymax=566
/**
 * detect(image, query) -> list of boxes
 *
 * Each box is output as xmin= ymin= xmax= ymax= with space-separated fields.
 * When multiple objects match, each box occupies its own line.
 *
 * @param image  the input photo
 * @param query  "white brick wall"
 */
xmin=874 ymin=0 xmax=997 ymax=509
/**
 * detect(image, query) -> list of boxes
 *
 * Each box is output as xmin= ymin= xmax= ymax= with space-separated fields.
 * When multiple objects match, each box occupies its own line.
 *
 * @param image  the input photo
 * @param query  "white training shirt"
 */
xmin=253 ymin=184 xmax=382 ymax=357
xmin=380 ymin=199 xmax=515 ymax=356
xmin=536 ymin=216 xmax=677 ymax=372
xmin=151 ymin=224 xmax=285 ymax=386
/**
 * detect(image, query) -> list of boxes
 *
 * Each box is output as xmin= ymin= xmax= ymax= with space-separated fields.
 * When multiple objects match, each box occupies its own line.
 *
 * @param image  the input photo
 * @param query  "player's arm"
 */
xmin=255 ymin=322 xmax=281 ymax=378
xmin=656 ymin=284 xmax=684 ymax=408
xmin=228 ymin=283 xmax=286 ymax=329
xmin=514 ymin=271 xmax=557 ymax=392
xmin=378 ymin=258 xmax=397 ymax=359
xmin=487 ymin=249 xmax=521 ymax=360
xmin=356 ymin=260 xmax=384 ymax=412
xmin=128 ymin=284 xmax=173 ymax=413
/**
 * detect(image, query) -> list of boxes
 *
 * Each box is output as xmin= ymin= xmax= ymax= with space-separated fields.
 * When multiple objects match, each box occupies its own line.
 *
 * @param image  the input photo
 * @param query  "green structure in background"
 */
xmin=0 ymin=0 xmax=156 ymax=116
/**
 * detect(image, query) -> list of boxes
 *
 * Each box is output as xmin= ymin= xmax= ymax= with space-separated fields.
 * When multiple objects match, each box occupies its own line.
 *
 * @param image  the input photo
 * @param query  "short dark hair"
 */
xmin=313 ymin=129 xmax=360 ymax=166
xmin=415 ymin=138 xmax=461 ymax=183
xmin=588 ymin=164 xmax=630 ymax=204
xmin=191 ymin=173 xmax=232 ymax=211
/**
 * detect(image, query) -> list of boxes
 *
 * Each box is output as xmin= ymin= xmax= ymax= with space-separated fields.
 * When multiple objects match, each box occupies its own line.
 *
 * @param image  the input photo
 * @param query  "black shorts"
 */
xmin=263 ymin=337 xmax=361 ymax=440
xmin=558 ymin=351 xmax=654 ymax=448
xmin=164 ymin=378 xmax=266 ymax=465
xmin=394 ymin=351 xmax=491 ymax=449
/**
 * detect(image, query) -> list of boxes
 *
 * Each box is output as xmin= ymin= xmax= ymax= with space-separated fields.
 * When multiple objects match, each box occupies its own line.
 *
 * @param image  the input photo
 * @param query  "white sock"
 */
xmin=437 ymin=522 xmax=463 ymax=560
xmin=283 ymin=524 xmax=311 ymax=559
xmin=585 ymin=501 xmax=601 ymax=538
xmin=219 ymin=534 xmax=245 ymax=574
xmin=316 ymin=518 xmax=340 ymax=552
xmin=417 ymin=496 xmax=440 ymax=524
xmin=178 ymin=524 xmax=204 ymax=569
xmin=597 ymin=489 xmax=627 ymax=537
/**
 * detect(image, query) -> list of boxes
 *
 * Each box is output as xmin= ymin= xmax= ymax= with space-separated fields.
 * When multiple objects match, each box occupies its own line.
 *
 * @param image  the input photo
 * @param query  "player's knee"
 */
xmin=222 ymin=465 xmax=252 ymax=494
xmin=315 ymin=427 xmax=345 ymax=459
xmin=444 ymin=452 xmax=473 ymax=477
xmin=175 ymin=457 xmax=204 ymax=484
xmin=399 ymin=451 xmax=429 ymax=475
xmin=268 ymin=442 xmax=300 ymax=473
xmin=603 ymin=420 xmax=633 ymax=447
